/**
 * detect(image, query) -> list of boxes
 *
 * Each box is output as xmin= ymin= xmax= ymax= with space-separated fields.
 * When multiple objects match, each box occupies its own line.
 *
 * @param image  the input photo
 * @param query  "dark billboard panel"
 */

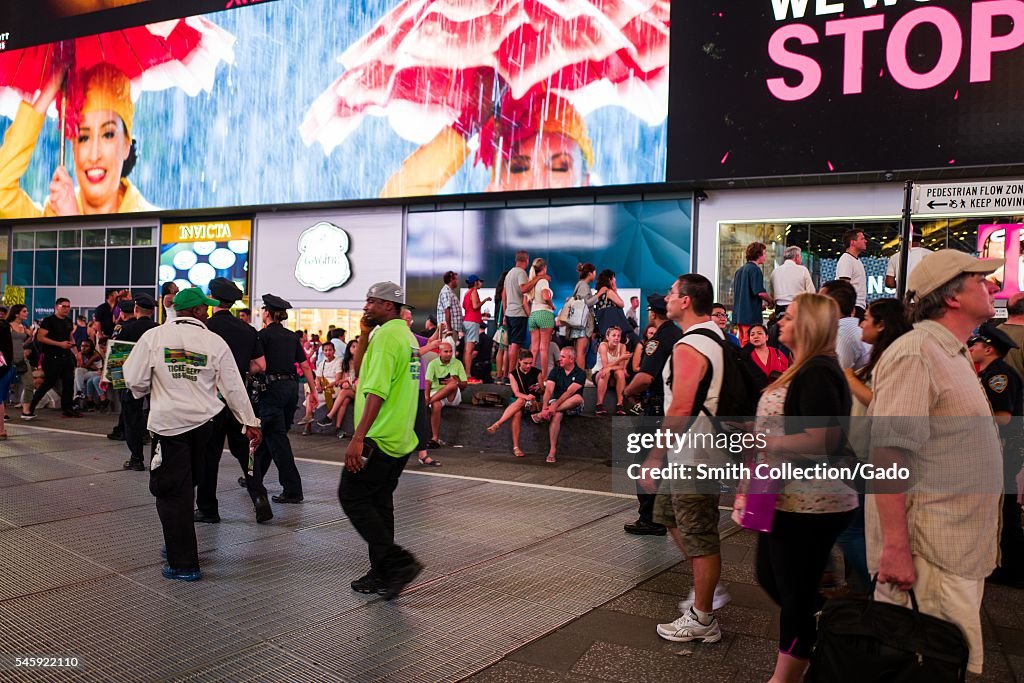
xmin=0 ymin=0 xmax=668 ymax=219
xmin=669 ymin=0 xmax=1024 ymax=181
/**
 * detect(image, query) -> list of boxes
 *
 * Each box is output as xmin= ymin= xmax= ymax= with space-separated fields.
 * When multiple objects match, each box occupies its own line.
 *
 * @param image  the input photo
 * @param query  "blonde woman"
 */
xmin=732 ymin=293 xmax=857 ymax=683
xmin=527 ymin=258 xmax=556 ymax=380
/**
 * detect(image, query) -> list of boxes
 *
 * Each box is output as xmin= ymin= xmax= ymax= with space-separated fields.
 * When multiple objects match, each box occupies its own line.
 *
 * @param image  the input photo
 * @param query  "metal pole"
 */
xmin=897 ymin=180 xmax=914 ymax=299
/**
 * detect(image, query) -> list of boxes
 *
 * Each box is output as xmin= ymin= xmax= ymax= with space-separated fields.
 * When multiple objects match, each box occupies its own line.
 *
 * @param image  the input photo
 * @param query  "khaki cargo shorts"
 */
xmin=653 ymin=492 xmax=721 ymax=557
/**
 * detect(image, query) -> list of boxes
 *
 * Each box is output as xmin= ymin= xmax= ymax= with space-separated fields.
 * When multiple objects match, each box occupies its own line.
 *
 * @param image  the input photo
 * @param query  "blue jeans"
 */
xmin=836 ymin=494 xmax=869 ymax=592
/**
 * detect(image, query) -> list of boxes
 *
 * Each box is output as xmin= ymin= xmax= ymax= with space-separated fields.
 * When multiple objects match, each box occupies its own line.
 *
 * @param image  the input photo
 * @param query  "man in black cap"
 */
xmin=970 ymin=322 xmax=1024 ymax=587
xmin=619 ymin=292 xmax=680 ymax=536
xmin=252 ymin=293 xmax=316 ymax=504
xmin=114 ymin=293 xmax=159 ymax=470
xmin=198 ymin=278 xmax=271 ymax=523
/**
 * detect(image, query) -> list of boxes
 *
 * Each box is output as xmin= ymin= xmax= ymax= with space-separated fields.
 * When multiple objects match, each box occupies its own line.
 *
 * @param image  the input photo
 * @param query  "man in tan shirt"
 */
xmin=998 ymin=292 xmax=1024 ymax=379
xmin=867 ymin=250 xmax=1004 ymax=675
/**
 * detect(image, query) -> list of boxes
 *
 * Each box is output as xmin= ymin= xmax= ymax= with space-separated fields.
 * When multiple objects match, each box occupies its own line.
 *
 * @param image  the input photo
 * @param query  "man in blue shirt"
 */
xmin=731 ymin=242 xmax=773 ymax=346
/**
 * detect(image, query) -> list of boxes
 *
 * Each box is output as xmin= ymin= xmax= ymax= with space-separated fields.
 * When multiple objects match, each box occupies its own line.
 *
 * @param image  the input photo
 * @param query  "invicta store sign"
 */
xmin=294 ymin=221 xmax=353 ymax=292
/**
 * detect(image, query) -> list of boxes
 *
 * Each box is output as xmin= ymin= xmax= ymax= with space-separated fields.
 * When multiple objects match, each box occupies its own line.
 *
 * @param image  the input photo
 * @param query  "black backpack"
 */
xmin=680 ymin=328 xmax=761 ymax=419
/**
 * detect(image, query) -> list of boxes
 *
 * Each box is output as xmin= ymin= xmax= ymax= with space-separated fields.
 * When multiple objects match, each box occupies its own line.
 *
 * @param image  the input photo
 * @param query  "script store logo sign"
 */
xmin=294 ymin=221 xmax=352 ymax=292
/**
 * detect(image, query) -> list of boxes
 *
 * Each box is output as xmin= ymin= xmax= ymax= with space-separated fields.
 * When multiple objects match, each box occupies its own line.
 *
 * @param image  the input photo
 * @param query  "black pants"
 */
xmin=756 ymin=509 xmax=854 ymax=659
xmin=30 ymin=354 xmax=74 ymax=413
xmin=255 ymin=379 xmax=303 ymax=498
xmin=197 ymin=406 xmax=267 ymax=515
xmin=999 ymin=494 xmax=1024 ymax=578
xmin=338 ymin=439 xmax=416 ymax=578
xmin=121 ymin=389 xmax=148 ymax=462
xmin=150 ymin=421 xmax=213 ymax=572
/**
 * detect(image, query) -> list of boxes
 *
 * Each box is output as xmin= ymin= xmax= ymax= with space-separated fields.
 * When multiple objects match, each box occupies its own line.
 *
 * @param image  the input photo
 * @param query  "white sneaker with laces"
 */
xmin=656 ymin=608 xmax=722 ymax=643
xmin=678 ymin=584 xmax=732 ymax=613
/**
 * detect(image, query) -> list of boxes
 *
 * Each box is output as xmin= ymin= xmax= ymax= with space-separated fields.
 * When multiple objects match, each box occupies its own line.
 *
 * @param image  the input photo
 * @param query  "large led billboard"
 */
xmin=669 ymin=0 xmax=1024 ymax=181
xmin=0 ymin=0 xmax=669 ymax=219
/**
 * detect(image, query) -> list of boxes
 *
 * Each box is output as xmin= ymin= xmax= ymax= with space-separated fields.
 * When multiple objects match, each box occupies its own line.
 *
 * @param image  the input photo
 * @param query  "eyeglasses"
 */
xmin=711 ymin=312 xmax=728 ymax=318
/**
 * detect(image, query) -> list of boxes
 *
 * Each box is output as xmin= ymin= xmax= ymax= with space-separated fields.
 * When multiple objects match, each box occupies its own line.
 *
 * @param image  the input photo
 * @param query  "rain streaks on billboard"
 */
xmin=669 ymin=0 xmax=1024 ymax=181
xmin=0 ymin=0 xmax=669 ymax=219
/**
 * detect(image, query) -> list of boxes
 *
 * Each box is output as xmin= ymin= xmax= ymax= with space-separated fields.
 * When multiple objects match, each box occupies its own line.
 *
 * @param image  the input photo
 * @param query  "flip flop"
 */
xmin=513 ymin=447 xmax=525 ymax=458
xmin=546 ymin=454 xmax=557 ymax=464
xmin=486 ymin=424 xmax=499 ymax=434
xmin=418 ymin=456 xmax=442 ymax=467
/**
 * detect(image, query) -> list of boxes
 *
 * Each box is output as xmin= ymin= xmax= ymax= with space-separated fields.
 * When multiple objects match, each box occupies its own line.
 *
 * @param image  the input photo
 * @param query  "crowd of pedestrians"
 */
xmin=1 ymin=234 xmax=1020 ymax=672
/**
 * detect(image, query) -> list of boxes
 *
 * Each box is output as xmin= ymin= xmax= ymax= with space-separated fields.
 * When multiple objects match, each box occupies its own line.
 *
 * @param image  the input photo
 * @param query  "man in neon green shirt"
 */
xmin=340 ymin=281 xmax=422 ymax=600
xmin=425 ymin=341 xmax=468 ymax=448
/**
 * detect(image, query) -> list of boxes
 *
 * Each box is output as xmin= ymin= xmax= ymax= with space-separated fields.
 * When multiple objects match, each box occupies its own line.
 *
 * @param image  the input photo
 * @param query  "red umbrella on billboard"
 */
xmin=0 ymin=16 xmax=235 ymax=160
xmin=300 ymin=0 xmax=670 ymax=189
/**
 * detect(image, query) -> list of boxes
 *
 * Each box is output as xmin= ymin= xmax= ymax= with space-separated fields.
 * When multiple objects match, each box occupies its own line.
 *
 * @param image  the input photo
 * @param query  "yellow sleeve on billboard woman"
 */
xmin=0 ymin=102 xmax=47 ymax=219
xmin=380 ymin=126 xmax=469 ymax=199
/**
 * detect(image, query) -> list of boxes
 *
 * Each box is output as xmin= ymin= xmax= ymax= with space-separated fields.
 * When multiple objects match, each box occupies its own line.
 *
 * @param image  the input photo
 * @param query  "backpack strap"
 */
xmin=680 ymin=328 xmax=724 ymax=418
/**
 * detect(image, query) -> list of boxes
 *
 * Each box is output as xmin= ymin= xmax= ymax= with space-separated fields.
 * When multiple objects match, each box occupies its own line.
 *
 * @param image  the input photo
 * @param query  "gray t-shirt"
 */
xmin=504 ymin=267 xmax=528 ymax=318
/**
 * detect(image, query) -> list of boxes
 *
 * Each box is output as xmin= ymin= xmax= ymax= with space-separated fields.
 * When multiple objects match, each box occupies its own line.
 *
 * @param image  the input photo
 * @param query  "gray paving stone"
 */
xmin=570 ymin=641 xmax=736 ymax=683
xmin=603 ymin=589 xmax=684 ymax=622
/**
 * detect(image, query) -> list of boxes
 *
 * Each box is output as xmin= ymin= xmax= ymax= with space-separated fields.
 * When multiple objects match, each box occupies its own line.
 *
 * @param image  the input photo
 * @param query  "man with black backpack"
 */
xmin=640 ymin=274 xmax=758 ymax=644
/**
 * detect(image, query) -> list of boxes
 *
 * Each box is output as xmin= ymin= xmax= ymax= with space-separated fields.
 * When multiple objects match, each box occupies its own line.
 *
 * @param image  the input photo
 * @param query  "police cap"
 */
xmin=209 ymin=278 xmax=244 ymax=305
xmin=261 ymin=293 xmax=292 ymax=312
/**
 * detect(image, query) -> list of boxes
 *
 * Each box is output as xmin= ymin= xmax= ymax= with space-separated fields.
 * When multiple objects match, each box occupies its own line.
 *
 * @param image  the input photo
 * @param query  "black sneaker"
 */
xmin=351 ymin=571 xmax=386 ymax=594
xmin=382 ymin=560 xmax=424 ymax=600
xmin=107 ymin=430 xmax=125 ymax=440
xmin=20 ymin=411 xmax=36 ymax=421
xmin=624 ymin=519 xmax=667 ymax=536
xmin=123 ymin=459 xmax=145 ymax=471
xmin=315 ymin=418 xmax=333 ymax=428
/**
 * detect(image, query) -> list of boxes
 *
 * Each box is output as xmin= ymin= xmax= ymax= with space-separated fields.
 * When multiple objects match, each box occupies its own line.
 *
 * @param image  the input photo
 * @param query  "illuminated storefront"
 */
xmin=159 ymin=218 xmax=252 ymax=318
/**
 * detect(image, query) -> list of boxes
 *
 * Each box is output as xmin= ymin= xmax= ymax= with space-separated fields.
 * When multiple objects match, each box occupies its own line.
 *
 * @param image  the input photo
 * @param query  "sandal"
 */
xmin=426 ymin=439 xmax=447 ymax=449
xmin=418 ymin=455 xmax=442 ymax=467
xmin=615 ymin=405 xmax=627 ymax=416
xmin=486 ymin=423 xmax=499 ymax=434
xmin=546 ymin=454 xmax=557 ymax=464
xmin=595 ymin=405 xmax=608 ymax=416
xmin=513 ymin=447 xmax=525 ymax=458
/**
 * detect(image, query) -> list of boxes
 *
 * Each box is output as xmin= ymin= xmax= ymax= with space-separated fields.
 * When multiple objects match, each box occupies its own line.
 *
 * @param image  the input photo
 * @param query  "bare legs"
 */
xmin=574 ymin=336 xmax=588 ymax=370
xmin=427 ymin=383 xmax=459 ymax=441
xmin=544 ymin=394 xmax=583 ymax=462
xmin=462 ymin=341 xmax=475 ymax=379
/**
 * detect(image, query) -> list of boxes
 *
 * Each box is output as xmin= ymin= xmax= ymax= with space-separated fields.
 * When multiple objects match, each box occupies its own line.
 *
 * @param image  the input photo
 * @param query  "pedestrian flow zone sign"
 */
xmin=913 ymin=180 xmax=1024 ymax=215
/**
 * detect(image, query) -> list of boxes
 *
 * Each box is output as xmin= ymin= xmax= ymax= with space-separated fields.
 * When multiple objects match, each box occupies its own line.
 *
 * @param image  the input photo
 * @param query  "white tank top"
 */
xmin=164 ymin=305 xmax=177 ymax=322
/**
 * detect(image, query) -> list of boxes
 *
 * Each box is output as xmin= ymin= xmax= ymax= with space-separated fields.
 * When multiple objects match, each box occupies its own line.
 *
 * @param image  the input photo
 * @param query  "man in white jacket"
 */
xmin=123 ymin=287 xmax=261 ymax=582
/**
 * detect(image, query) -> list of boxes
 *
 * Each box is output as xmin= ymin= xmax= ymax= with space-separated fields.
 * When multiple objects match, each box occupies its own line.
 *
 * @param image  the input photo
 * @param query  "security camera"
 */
xmin=695 ymin=189 xmax=709 ymax=201
xmin=883 ymin=172 xmax=895 ymax=182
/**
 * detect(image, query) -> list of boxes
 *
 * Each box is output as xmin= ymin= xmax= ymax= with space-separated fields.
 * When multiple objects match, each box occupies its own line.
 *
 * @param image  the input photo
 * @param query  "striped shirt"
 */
xmin=866 ymin=320 xmax=1002 ymax=579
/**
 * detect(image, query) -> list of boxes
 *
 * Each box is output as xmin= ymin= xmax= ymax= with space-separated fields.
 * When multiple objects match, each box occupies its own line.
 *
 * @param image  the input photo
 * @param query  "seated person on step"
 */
xmin=425 ymin=341 xmax=467 ymax=448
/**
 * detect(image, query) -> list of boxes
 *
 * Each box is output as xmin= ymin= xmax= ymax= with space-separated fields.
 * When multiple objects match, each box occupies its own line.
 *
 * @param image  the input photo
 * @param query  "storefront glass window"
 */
xmin=132 ymin=248 xmax=157 ymax=286
xmin=83 ymin=229 xmax=106 ymax=248
xmin=36 ymin=232 xmax=57 ymax=249
xmin=81 ymin=250 xmax=105 ymax=285
xmin=58 ymin=231 xmax=81 ymax=248
xmin=12 ymin=252 xmax=32 ymax=286
xmin=13 ymin=232 xmax=33 ymax=250
xmin=35 ymin=250 xmax=57 ymax=286
xmin=108 ymin=228 xmax=133 ymax=247
xmin=105 ymin=248 xmax=131 ymax=285
xmin=133 ymin=227 xmax=154 ymax=246
xmin=58 ymin=250 xmax=81 ymax=286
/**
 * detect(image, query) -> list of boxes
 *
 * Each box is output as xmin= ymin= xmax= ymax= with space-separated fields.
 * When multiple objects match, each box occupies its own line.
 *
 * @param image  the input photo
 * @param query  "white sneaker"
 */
xmin=656 ymin=608 xmax=722 ymax=643
xmin=678 ymin=584 xmax=732 ymax=613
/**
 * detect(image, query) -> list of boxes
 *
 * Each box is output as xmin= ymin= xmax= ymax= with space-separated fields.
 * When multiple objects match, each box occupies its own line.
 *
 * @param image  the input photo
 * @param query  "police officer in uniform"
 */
xmin=252 ymin=294 xmax=316 ymax=503
xmin=620 ymin=292 xmax=681 ymax=536
xmin=115 ymin=294 xmax=158 ymax=471
xmin=970 ymin=323 xmax=1024 ymax=586
xmin=196 ymin=278 xmax=272 ymax=523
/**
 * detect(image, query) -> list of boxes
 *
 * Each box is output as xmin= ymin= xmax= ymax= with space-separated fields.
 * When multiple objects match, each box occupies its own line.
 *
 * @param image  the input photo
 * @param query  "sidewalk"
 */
xmin=2 ymin=415 xmax=1023 ymax=681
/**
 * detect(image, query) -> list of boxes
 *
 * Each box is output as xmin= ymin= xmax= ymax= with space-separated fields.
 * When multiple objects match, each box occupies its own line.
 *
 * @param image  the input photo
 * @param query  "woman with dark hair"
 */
xmin=839 ymin=297 xmax=912 ymax=593
xmin=593 ymin=268 xmax=639 ymax=348
xmin=0 ymin=307 xmax=14 ymax=438
xmin=844 ymin=298 xmax=912 ymax=410
xmin=743 ymin=322 xmax=789 ymax=394
xmin=494 ymin=269 xmax=509 ymax=383
xmin=161 ymin=282 xmax=179 ymax=322
xmin=4 ymin=305 xmax=32 ymax=419
xmin=74 ymin=337 xmax=104 ymax=410
xmin=569 ymin=262 xmax=600 ymax=369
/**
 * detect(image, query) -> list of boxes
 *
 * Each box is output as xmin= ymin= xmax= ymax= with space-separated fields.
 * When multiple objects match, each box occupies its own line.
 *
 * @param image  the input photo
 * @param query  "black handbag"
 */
xmin=807 ymin=578 xmax=969 ymax=682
